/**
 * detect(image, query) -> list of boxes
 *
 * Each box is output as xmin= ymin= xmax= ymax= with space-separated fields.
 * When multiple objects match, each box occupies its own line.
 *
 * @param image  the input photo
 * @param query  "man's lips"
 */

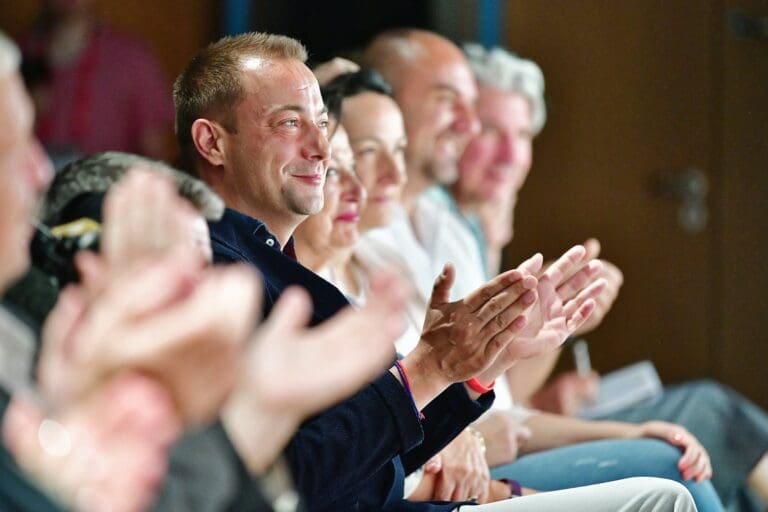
xmin=291 ymin=174 xmax=324 ymax=185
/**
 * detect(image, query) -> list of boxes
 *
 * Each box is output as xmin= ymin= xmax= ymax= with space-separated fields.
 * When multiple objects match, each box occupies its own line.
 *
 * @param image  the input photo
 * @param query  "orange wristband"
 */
xmin=466 ymin=377 xmax=495 ymax=394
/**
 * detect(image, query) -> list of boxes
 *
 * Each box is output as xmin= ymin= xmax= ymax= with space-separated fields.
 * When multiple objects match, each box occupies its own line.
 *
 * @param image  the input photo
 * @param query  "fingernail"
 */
xmin=524 ymin=290 xmax=537 ymax=303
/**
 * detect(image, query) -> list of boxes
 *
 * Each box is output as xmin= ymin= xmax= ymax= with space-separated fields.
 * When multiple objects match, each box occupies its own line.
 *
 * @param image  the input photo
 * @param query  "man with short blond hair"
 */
xmin=174 ymin=32 xmax=309 ymax=170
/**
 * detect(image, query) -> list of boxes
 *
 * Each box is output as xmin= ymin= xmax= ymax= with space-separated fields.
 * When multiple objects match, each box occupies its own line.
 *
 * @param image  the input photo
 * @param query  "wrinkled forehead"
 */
xmin=238 ymin=57 xmax=325 ymax=114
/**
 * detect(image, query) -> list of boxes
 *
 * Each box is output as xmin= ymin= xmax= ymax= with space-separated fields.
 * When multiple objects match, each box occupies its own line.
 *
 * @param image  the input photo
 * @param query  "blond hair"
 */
xmin=173 ymin=32 xmax=308 ymax=167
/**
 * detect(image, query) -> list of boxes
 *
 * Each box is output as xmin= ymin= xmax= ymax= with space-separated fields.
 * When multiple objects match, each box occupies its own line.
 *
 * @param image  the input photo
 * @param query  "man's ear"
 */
xmin=191 ymin=119 xmax=227 ymax=167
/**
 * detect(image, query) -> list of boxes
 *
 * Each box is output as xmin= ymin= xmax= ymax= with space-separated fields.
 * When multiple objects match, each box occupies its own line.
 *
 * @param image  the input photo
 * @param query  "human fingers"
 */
xmin=434 ymin=471 xmax=457 ymax=502
xmin=565 ymin=299 xmax=596 ymax=334
xmin=102 ymin=170 xmax=179 ymax=269
xmin=473 ymin=274 xmax=537 ymax=326
xmin=464 ymin=268 xmax=528 ymax=313
xmin=516 ymin=253 xmax=543 ymax=276
xmin=683 ymin=447 xmax=710 ymax=481
xmin=429 ymin=263 xmax=456 ymax=307
xmin=542 ymin=245 xmax=586 ymax=287
xmin=424 ymin=454 xmax=442 ymax=474
xmin=602 ymin=260 xmax=624 ymax=288
xmin=74 ymin=251 xmax=108 ymax=298
xmin=88 ymin=249 xmax=201 ymax=327
xmin=583 ymin=238 xmax=601 ymax=260
xmin=556 ymin=259 xmax=603 ymax=303
xmin=477 ymin=288 xmax=537 ymax=348
xmin=674 ymin=431 xmax=706 ymax=475
xmin=313 ymin=57 xmax=360 ymax=86
xmin=260 ymin=286 xmax=313 ymax=334
xmin=562 ymin=278 xmax=607 ymax=320
xmin=38 ymin=286 xmax=89 ymax=405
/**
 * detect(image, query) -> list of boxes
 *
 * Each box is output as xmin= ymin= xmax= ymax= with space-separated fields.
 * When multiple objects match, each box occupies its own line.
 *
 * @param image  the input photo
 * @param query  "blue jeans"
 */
xmin=490 ymin=438 xmax=724 ymax=512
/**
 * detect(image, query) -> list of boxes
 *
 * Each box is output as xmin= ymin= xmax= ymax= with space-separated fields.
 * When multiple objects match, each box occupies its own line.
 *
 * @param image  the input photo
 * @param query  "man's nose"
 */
xmin=301 ymin=124 xmax=331 ymax=162
xmin=453 ymin=100 xmax=480 ymax=137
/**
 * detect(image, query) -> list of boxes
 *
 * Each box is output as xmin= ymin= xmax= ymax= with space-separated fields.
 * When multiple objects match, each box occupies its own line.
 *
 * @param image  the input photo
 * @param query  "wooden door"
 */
xmin=501 ymin=1 xmax=768 ymax=406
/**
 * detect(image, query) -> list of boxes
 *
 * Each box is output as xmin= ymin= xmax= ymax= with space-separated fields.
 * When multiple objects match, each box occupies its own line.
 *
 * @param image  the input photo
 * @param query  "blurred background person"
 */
xmin=18 ymin=0 xmax=174 ymax=167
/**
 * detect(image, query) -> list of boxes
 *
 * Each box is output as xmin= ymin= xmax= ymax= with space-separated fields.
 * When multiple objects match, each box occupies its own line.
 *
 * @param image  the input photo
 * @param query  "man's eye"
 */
xmin=318 ymin=119 xmax=330 ymax=130
xmin=326 ymin=167 xmax=339 ymax=179
xmin=281 ymin=119 xmax=299 ymax=127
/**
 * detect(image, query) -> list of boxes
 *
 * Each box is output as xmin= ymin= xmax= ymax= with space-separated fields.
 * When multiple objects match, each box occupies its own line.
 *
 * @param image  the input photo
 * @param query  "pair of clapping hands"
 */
xmin=2 ymin=169 xmax=408 ymax=512
xmin=399 ymin=242 xmax=606 ymax=412
xmin=401 ymin=244 xmax=606 ymax=504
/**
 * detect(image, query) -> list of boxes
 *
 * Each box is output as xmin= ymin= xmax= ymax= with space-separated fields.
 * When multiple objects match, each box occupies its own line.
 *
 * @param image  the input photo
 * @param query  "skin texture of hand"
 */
xmin=554 ymin=237 xmax=624 ymax=337
xmin=401 ymin=263 xmax=538 ymax=408
xmin=475 ymin=247 xmax=604 ymax=385
xmin=638 ymin=421 xmax=713 ymax=482
xmin=431 ymin=429 xmax=491 ymax=503
xmin=527 ymin=370 xmax=601 ymax=416
xmin=473 ymin=411 xmax=532 ymax=467
xmin=81 ymin=169 xmax=207 ymax=297
xmin=222 ymin=270 xmax=408 ymax=473
xmin=2 ymin=372 xmax=180 ymax=512
xmin=37 ymin=171 xmax=260 ymax=425
xmin=37 ymin=251 xmax=260 ymax=426
xmin=572 ymin=259 xmax=624 ymax=336
xmin=312 ymin=57 xmax=360 ymax=87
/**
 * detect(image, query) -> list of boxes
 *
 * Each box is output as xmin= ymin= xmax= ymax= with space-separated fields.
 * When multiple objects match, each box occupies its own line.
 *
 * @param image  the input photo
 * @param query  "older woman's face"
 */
xmin=341 ymin=92 xmax=407 ymax=231
xmin=456 ymin=86 xmax=534 ymax=204
xmin=297 ymin=125 xmax=366 ymax=251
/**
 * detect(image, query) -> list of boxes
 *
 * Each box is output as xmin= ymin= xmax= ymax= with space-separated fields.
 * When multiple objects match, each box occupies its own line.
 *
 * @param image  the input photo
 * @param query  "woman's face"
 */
xmin=296 ymin=125 xmax=366 ymax=252
xmin=341 ymin=92 xmax=407 ymax=231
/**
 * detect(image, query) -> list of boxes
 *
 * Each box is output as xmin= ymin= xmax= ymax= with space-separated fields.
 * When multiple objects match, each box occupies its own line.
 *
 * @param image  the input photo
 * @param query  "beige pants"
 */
xmin=456 ymin=477 xmax=696 ymax=512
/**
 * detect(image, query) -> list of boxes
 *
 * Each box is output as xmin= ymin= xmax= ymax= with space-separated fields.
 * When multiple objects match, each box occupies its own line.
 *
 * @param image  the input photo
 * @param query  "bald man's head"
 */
xmin=363 ymin=29 xmax=479 ymax=195
xmin=364 ymin=29 xmax=465 ymax=92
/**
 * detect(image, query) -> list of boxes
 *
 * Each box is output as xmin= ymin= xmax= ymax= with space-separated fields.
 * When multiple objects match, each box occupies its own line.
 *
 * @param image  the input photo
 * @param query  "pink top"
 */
xmin=22 ymin=25 xmax=174 ymax=157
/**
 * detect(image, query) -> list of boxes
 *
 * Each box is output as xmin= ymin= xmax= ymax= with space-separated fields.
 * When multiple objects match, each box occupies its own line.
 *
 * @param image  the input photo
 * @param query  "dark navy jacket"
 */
xmin=209 ymin=208 xmax=494 ymax=511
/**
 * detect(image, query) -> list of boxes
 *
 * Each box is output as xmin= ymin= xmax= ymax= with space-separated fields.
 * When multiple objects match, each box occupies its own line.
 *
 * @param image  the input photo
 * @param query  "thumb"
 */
xmin=429 ymin=263 xmax=455 ymax=306
xmin=260 ymin=286 xmax=313 ymax=335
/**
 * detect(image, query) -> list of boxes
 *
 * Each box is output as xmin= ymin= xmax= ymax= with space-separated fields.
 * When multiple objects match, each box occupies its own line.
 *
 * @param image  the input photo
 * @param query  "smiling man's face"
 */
xmin=221 ymin=58 xmax=331 ymax=224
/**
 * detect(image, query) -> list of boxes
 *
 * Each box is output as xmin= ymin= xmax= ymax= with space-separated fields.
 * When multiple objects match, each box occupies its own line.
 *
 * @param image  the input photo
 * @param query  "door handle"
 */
xmin=651 ymin=167 xmax=709 ymax=234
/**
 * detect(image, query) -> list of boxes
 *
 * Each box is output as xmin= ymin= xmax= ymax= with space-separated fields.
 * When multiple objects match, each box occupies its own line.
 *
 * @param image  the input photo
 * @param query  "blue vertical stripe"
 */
xmin=478 ymin=0 xmax=502 ymax=47
xmin=223 ymin=0 xmax=252 ymax=36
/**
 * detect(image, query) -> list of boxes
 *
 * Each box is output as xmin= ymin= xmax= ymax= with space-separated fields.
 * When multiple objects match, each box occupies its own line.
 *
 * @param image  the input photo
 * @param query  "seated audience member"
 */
xmin=319 ymin=49 xmax=720 ymax=512
xmin=448 ymin=43 xmax=768 ymax=512
xmin=19 ymin=0 xmax=174 ymax=164
xmin=170 ymin=29 xmax=700 ymax=510
xmin=0 ymin=31 xmax=411 ymax=512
